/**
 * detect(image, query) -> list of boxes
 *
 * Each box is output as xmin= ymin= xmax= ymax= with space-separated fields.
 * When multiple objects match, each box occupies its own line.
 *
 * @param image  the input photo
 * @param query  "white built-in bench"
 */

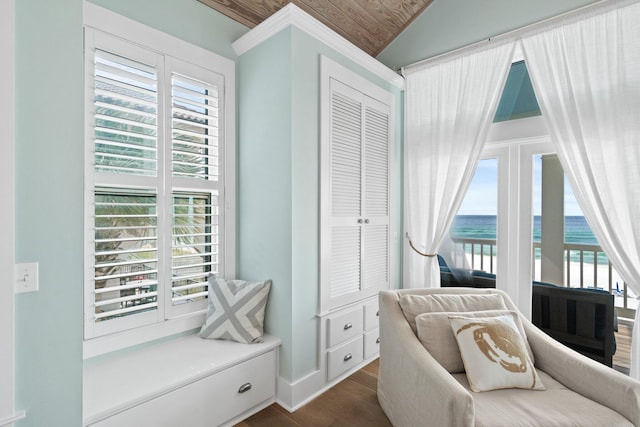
xmin=83 ymin=334 xmax=281 ymax=427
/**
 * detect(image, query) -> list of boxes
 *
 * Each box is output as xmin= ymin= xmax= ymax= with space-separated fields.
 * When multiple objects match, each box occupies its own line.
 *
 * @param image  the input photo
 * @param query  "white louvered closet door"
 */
xmin=320 ymin=70 xmax=392 ymax=312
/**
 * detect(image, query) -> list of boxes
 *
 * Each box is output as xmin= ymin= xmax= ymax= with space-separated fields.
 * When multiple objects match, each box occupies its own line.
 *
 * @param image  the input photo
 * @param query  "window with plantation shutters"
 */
xmin=84 ymin=28 xmax=234 ymax=342
xmin=320 ymin=57 xmax=394 ymax=313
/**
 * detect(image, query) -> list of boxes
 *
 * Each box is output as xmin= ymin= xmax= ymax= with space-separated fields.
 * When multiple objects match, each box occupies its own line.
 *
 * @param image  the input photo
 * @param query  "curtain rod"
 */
xmin=401 ymin=0 xmax=639 ymax=75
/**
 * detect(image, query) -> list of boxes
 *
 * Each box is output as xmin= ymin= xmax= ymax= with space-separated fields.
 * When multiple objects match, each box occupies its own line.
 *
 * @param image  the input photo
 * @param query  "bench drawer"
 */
xmin=90 ymin=350 xmax=276 ymax=427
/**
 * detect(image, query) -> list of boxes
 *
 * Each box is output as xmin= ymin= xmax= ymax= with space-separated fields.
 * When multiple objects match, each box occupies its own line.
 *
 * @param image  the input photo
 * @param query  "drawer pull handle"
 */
xmin=376 ymin=311 xmax=379 ymax=317
xmin=238 ymin=383 xmax=252 ymax=394
xmin=376 ymin=337 xmax=381 ymax=344
xmin=343 ymin=323 xmax=353 ymax=330
xmin=344 ymin=353 xmax=353 ymax=362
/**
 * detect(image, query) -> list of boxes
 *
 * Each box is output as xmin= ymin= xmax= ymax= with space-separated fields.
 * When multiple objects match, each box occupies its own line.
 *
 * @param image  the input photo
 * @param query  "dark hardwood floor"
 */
xmin=236 ymin=359 xmax=391 ymax=427
xmin=238 ymin=325 xmax=632 ymax=426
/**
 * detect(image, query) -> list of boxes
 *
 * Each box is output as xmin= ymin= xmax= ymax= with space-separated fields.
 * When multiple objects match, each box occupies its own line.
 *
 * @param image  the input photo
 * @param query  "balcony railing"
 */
xmin=450 ymin=236 xmax=637 ymax=319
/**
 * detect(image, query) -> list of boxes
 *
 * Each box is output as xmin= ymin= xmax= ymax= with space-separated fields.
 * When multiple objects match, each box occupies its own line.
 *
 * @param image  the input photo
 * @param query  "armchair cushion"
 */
xmin=450 ymin=314 xmax=545 ymax=392
xmin=399 ymin=293 xmax=507 ymax=333
xmin=453 ymin=370 xmax=631 ymax=427
xmin=416 ymin=309 xmax=533 ymax=373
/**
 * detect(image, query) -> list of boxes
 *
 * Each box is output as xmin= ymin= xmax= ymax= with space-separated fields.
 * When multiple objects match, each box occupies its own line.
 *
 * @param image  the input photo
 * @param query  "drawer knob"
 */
xmin=344 ymin=353 xmax=353 ymax=362
xmin=343 ymin=322 xmax=353 ymax=330
xmin=238 ymin=382 xmax=252 ymax=394
xmin=376 ymin=337 xmax=380 ymax=344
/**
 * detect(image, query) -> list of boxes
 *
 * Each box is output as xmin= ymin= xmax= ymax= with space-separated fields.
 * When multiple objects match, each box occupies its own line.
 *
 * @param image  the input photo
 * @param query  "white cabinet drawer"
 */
xmin=91 ymin=350 xmax=277 ymax=427
xmin=364 ymin=328 xmax=380 ymax=360
xmin=327 ymin=306 xmax=363 ymax=347
xmin=327 ymin=336 xmax=364 ymax=381
xmin=363 ymin=299 xmax=379 ymax=331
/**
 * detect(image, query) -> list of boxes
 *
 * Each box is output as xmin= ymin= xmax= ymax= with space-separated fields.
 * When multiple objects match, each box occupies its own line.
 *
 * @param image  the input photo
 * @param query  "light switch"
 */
xmin=14 ymin=262 xmax=39 ymax=293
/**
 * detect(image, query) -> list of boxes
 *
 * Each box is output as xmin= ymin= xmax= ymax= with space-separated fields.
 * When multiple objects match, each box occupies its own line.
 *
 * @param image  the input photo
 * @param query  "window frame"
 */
xmin=484 ymin=115 xmax=553 ymax=318
xmin=83 ymin=3 xmax=235 ymax=358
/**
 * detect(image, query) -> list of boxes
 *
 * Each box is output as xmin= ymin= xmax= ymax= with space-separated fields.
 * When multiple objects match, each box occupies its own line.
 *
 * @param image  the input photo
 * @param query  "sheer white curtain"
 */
xmin=404 ymin=43 xmax=514 ymax=288
xmin=522 ymin=1 xmax=640 ymax=379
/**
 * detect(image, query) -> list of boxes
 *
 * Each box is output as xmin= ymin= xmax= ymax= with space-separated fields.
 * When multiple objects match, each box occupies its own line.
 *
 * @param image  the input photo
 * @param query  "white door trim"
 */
xmin=0 ymin=0 xmax=17 ymax=424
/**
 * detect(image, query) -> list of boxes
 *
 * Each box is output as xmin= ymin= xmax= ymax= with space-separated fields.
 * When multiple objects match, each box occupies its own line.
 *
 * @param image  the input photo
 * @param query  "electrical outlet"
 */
xmin=14 ymin=262 xmax=39 ymax=293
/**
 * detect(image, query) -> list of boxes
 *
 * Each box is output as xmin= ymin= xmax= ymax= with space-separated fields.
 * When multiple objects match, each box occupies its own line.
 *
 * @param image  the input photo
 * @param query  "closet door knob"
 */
xmin=364 ymin=218 xmax=370 ymax=224
xmin=357 ymin=218 xmax=363 ymax=224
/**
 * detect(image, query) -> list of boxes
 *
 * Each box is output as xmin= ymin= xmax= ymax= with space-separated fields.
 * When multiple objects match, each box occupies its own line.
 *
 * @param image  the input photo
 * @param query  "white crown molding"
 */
xmin=231 ymin=4 xmax=404 ymax=90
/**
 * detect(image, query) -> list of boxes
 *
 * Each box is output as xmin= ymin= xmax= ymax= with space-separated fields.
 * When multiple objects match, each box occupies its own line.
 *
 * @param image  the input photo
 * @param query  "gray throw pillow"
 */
xmin=199 ymin=274 xmax=271 ymax=344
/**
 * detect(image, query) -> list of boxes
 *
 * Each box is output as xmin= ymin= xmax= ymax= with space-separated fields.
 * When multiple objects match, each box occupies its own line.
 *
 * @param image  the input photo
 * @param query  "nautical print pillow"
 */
xmin=415 ymin=310 xmax=534 ymax=373
xmin=199 ymin=274 xmax=271 ymax=344
xmin=449 ymin=314 xmax=545 ymax=392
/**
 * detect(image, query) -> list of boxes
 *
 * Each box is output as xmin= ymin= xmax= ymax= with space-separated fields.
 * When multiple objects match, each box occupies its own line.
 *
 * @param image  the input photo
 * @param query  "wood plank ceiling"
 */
xmin=198 ymin=0 xmax=434 ymax=57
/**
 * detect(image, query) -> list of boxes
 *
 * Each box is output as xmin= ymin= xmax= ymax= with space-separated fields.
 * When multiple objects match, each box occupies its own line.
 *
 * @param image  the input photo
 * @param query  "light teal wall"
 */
xmin=238 ymin=26 xmax=403 ymax=382
xmin=377 ymin=0 xmax=598 ymax=70
xmin=13 ymin=1 xmax=247 ymax=425
xmin=15 ymin=0 xmax=84 ymax=425
xmin=237 ymin=28 xmax=295 ymax=379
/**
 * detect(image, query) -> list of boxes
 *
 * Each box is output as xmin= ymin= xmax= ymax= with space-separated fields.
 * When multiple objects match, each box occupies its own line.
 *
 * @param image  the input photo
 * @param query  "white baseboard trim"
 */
xmin=276 ymin=370 xmax=324 ymax=412
xmin=276 ymin=356 xmax=378 ymax=412
xmin=0 ymin=410 xmax=27 ymax=427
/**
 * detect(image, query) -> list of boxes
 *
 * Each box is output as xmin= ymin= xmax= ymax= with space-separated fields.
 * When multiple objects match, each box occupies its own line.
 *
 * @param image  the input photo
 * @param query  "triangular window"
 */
xmin=494 ymin=61 xmax=541 ymax=122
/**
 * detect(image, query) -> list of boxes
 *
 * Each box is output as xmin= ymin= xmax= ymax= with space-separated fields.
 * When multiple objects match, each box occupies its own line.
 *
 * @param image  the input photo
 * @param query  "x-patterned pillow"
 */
xmin=199 ymin=274 xmax=271 ymax=344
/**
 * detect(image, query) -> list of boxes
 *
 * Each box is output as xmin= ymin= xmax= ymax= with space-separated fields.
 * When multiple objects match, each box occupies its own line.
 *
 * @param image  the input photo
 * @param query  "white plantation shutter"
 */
xmin=93 ymin=191 xmax=159 ymax=322
xmin=171 ymin=73 xmax=220 ymax=181
xmin=87 ymin=33 xmax=164 ymax=336
xmin=167 ymin=61 xmax=223 ymax=317
xmin=93 ymin=49 xmax=158 ymax=177
xmin=170 ymin=192 xmax=218 ymax=310
xmin=85 ymin=29 xmax=231 ymax=339
xmin=320 ymin=58 xmax=393 ymax=312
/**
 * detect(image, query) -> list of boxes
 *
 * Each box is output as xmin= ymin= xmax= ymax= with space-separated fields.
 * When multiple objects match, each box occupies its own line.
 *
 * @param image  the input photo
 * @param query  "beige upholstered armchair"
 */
xmin=377 ymin=288 xmax=640 ymax=427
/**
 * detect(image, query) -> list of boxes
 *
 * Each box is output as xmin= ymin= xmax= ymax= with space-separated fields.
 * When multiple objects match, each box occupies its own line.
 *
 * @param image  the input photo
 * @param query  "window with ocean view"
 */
xmin=451 ymin=153 xmax=636 ymax=318
xmin=450 ymin=158 xmax=497 ymax=274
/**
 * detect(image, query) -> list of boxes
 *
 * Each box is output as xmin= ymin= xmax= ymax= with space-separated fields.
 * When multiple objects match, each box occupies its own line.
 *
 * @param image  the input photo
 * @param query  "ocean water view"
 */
xmin=450 ymin=214 xmax=637 ymax=311
xmin=451 ymin=215 xmax=605 ymax=264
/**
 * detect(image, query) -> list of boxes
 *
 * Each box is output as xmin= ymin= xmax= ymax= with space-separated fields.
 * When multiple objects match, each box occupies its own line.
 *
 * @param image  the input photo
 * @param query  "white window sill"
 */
xmin=83 ymin=313 xmax=206 ymax=359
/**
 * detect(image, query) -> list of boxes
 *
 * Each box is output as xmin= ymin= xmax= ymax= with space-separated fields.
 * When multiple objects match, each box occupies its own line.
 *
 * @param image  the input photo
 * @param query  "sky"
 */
xmin=457 ymin=156 xmax=584 ymax=216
